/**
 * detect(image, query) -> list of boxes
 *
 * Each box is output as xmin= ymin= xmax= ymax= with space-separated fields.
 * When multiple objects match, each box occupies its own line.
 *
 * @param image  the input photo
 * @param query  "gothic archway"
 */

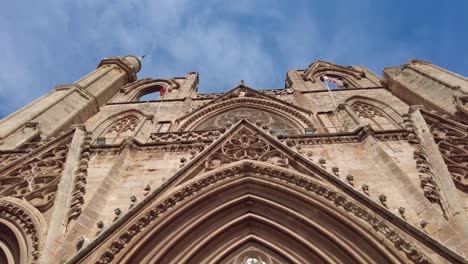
xmin=0 ymin=197 xmax=47 ymax=264
xmin=92 ymin=161 xmax=430 ymax=264
xmin=193 ymin=107 xmax=304 ymax=136
xmin=179 ymin=99 xmax=313 ymax=133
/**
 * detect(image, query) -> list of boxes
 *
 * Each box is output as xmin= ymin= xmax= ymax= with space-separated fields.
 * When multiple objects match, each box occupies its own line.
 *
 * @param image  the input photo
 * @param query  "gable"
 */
xmin=67 ymin=120 xmax=466 ymax=264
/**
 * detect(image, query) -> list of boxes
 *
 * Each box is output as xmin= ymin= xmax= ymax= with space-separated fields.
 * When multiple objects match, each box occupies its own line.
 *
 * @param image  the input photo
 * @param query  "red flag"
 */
xmin=323 ymin=76 xmax=345 ymax=88
xmin=160 ymin=86 xmax=167 ymax=97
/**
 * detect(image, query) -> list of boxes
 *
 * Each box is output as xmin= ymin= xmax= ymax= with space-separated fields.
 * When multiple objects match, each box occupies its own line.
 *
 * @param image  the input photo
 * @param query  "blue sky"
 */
xmin=1 ymin=1 xmax=467 ymax=118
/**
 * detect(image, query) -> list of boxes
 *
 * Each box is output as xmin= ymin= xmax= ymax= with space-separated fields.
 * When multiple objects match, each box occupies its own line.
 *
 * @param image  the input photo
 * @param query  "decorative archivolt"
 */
xmin=195 ymin=107 xmax=303 ymax=136
xmin=110 ymin=78 xmax=179 ymax=102
xmin=178 ymin=97 xmax=313 ymax=132
xmin=346 ymin=96 xmax=403 ymax=130
xmin=223 ymin=243 xmax=289 ymax=264
xmin=80 ymin=161 xmax=434 ymax=264
xmin=0 ymin=196 xmax=48 ymax=264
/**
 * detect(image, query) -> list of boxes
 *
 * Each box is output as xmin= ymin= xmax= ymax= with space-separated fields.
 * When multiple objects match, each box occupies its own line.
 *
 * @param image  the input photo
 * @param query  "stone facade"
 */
xmin=0 ymin=56 xmax=467 ymax=264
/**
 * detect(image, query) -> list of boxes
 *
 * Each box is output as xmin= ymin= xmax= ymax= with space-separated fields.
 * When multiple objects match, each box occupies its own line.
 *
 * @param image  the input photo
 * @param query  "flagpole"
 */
xmin=155 ymin=87 xmax=166 ymax=116
xmin=323 ymin=76 xmax=338 ymax=108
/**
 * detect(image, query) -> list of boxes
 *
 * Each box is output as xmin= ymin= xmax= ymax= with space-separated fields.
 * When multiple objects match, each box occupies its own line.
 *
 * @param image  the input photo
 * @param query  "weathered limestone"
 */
xmin=0 ymin=56 xmax=141 ymax=150
xmin=384 ymin=59 xmax=468 ymax=123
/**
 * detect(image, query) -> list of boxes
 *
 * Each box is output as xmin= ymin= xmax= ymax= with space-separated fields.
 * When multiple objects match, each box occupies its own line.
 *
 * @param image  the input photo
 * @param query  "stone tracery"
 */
xmin=422 ymin=111 xmax=468 ymax=191
xmin=205 ymin=128 xmax=288 ymax=170
xmin=0 ymin=136 xmax=71 ymax=212
xmin=101 ymin=115 xmax=140 ymax=144
xmin=195 ymin=108 xmax=301 ymax=136
xmin=351 ymin=102 xmax=401 ymax=130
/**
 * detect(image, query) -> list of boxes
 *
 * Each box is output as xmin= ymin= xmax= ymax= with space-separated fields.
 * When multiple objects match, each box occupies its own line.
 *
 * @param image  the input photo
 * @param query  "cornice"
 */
xmin=98 ymin=57 xmax=138 ymax=83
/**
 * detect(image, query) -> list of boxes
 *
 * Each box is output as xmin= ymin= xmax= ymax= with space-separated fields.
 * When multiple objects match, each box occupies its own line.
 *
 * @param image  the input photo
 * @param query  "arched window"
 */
xmin=241 ymin=256 xmax=268 ymax=264
xmin=135 ymin=85 xmax=166 ymax=102
xmin=194 ymin=107 xmax=303 ymax=136
xmin=138 ymin=92 xmax=160 ymax=101
xmin=351 ymin=102 xmax=400 ymax=130
xmin=100 ymin=115 xmax=140 ymax=144
xmin=320 ymin=75 xmax=351 ymax=90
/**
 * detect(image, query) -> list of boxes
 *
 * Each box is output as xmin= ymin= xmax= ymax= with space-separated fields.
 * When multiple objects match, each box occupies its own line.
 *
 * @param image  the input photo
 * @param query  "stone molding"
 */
xmin=66 ymin=132 xmax=93 ymax=224
xmin=77 ymin=161 xmax=435 ymax=264
xmin=178 ymin=97 xmax=313 ymax=131
xmin=0 ymin=197 xmax=47 ymax=264
xmin=176 ymin=85 xmax=313 ymax=131
xmin=97 ymin=56 xmax=139 ymax=83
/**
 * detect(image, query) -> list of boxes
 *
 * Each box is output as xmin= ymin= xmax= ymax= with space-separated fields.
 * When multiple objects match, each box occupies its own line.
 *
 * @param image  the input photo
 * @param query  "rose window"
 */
xmin=222 ymin=133 xmax=270 ymax=160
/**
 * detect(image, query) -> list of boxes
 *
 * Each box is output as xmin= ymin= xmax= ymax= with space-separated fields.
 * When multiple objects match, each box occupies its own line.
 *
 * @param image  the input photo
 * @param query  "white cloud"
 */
xmin=2 ymin=0 xmax=459 ymax=118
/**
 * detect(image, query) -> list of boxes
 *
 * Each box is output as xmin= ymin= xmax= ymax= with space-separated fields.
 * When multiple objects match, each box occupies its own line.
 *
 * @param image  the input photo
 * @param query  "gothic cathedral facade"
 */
xmin=0 ymin=55 xmax=467 ymax=264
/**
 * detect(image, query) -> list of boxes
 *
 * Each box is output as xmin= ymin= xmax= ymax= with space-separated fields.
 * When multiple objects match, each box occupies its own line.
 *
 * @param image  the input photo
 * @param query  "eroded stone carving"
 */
xmin=107 ymin=116 xmax=139 ymax=134
xmin=0 ymin=136 xmax=72 ymax=212
xmin=149 ymin=130 xmax=221 ymax=144
xmin=205 ymin=129 xmax=288 ymax=170
xmin=0 ymin=198 xmax=44 ymax=263
xmin=405 ymin=113 xmax=446 ymax=218
xmin=67 ymin=132 xmax=93 ymax=224
xmin=0 ymin=151 xmax=26 ymax=169
xmin=94 ymin=162 xmax=433 ymax=264
xmin=178 ymin=96 xmax=313 ymax=131
xmin=422 ymin=111 xmax=468 ymax=191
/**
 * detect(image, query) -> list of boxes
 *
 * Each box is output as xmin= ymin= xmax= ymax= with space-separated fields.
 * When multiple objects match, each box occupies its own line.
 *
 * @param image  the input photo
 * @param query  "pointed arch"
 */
xmin=346 ymin=96 xmax=403 ymax=130
xmin=302 ymin=61 xmax=367 ymax=88
xmin=178 ymin=97 xmax=314 ymax=134
xmin=193 ymin=106 xmax=304 ymax=135
xmin=88 ymin=161 xmax=432 ymax=264
xmin=109 ymin=78 xmax=178 ymax=103
xmin=318 ymin=72 xmax=360 ymax=89
xmin=0 ymin=197 xmax=47 ymax=264
xmin=92 ymin=110 xmax=144 ymax=144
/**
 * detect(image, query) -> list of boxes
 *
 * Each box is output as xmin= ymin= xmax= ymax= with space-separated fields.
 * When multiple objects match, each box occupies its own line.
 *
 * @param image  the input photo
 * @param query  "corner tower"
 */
xmin=0 ymin=55 xmax=141 ymax=150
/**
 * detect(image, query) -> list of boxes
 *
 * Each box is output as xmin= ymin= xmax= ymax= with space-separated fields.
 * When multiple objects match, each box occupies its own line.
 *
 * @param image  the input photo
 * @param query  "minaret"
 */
xmin=0 ymin=55 xmax=141 ymax=150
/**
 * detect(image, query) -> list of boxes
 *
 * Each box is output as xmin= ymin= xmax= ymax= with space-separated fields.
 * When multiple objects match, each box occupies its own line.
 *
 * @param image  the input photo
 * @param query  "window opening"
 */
xmin=321 ymin=75 xmax=346 ymax=90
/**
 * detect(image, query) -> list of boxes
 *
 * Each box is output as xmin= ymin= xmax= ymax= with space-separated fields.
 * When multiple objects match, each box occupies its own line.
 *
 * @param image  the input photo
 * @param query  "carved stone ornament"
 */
xmin=0 ymin=135 xmax=72 ymax=212
xmin=177 ymin=88 xmax=313 ymax=131
xmin=91 ymin=161 xmax=433 ymax=264
xmin=405 ymin=113 xmax=444 ymax=213
xmin=67 ymin=132 xmax=93 ymax=224
xmin=205 ymin=128 xmax=288 ymax=170
xmin=0 ymin=151 xmax=27 ymax=169
xmin=149 ymin=130 xmax=221 ymax=144
xmin=422 ymin=111 xmax=468 ymax=191
xmin=0 ymin=197 xmax=47 ymax=264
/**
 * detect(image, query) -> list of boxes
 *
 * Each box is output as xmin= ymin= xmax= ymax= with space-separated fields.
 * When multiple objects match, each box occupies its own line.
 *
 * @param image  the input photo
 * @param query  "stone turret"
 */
xmin=0 ymin=55 xmax=141 ymax=150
